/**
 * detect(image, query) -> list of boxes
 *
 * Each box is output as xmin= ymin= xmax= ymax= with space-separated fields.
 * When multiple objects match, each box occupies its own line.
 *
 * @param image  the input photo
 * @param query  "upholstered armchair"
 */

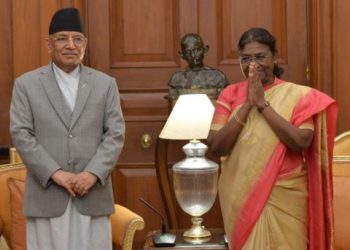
xmin=334 ymin=131 xmax=350 ymax=156
xmin=0 ymin=149 xmax=144 ymax=250
xmin=333 ymin=131 xmax=350 ymax=250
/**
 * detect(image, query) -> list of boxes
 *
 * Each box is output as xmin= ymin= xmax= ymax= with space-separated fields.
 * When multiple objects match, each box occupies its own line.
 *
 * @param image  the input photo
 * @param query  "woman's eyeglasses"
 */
xmin=50 ymin=35 xmax=86 ymax=46
xmin=239 ymin=54 xmax=271 ymax=65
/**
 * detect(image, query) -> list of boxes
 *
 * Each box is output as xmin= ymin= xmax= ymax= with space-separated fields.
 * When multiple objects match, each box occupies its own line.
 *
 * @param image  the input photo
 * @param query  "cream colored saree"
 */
xmin=211 ymin=79 xmax=337 ymax=250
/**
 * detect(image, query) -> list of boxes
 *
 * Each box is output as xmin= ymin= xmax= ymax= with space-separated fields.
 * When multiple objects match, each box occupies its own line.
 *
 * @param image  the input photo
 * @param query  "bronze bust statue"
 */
xmin=168 ymin=33 xmax=229 ymax=99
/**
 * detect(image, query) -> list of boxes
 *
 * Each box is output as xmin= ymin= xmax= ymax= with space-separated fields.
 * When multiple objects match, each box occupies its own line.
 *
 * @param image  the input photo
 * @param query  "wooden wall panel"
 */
xmin=217 ymin=0 xmax=307 ymax=85
xmin=178 ymin=0 xmax=198 ymax=37
xmin=332 ymin=1 xmax=350 ymax=133
xmin=219 ymin=0 xmax=274 ymax=64
xmin=198 ymin=0 xmax=218 ymax=65
xmin=110 ymin=0 xmax=178 ymax=68
xmin=118 ymin=118 xmax=165 ymax=164
xmin=12 ymin=0 xmax=42 ymax=78
xmin=92 ymin=0 xmax=178 ymax=87
xmin=309 ymin=0 xmax=350 ymax=134
xmin=113 ymin=167 xmax=166 ymax=242
xmin=308 ymin=0 xmax=333 ymax=94
xmin=0 ymin=0 xmax=13 ymax=147
xmin=284 ymin=0 xmax=308 ymax=84
xmin=12 ymin=1 xmax=59 ymax=78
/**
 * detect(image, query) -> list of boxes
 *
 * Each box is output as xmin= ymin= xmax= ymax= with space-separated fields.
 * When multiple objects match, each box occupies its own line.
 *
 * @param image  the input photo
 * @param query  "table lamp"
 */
xmin=159 ymin=94 xmax=219 ymax=242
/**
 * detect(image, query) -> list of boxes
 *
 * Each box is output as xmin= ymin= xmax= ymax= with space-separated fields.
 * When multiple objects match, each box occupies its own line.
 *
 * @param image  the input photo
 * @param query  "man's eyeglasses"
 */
xmin=50 ymin=36 xmax=86 ymax=46
xmin=239 ymin=54 xmax=271 ymax=65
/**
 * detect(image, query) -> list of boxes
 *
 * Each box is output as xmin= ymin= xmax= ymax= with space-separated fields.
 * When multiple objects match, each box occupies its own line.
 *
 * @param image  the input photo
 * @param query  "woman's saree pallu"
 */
xmin=211 ymin=80 xmax=338 ymax=250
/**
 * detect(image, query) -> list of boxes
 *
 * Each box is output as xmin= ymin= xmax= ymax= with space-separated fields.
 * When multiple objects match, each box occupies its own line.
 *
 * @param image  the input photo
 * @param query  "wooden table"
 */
xmin=144 ymin=228 xmax=228 ymax=250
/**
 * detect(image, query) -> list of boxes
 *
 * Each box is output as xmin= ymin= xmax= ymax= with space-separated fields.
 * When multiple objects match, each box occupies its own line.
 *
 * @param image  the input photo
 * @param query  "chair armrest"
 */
xmin=111 ymin=204 xmax=145 ymax=250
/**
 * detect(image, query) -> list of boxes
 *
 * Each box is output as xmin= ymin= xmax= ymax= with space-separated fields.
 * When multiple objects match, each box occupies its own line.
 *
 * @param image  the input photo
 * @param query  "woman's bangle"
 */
xmin=233 ymin=112 xmax=246 ymax=126
xmin=257 ymin=101 xmax=270 ymax=113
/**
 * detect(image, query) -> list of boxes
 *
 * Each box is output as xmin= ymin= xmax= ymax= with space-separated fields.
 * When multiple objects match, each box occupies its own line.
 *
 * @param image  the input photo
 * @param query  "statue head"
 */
xmin=179 ymin=33 xmax=209 ymax=71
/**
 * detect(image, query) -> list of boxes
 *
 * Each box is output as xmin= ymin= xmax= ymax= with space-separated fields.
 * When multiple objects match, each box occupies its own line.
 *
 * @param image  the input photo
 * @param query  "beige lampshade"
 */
xmin=159 ymin=94 xmax=214 ymax=140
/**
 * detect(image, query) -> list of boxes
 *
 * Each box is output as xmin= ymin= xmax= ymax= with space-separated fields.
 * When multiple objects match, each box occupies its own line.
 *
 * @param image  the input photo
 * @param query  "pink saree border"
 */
xmin=231 ymin=88 xmax=338 ymax=250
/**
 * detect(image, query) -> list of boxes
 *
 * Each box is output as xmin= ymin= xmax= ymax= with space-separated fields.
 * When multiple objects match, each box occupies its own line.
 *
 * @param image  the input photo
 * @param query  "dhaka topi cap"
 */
xmin=49 ymin=8 xmax=84 ymax=35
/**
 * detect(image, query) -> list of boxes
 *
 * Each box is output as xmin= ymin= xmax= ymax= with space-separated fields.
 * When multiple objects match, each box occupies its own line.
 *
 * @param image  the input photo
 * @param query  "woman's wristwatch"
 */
xmin=257 ymin=101 xmax=270 ymax=113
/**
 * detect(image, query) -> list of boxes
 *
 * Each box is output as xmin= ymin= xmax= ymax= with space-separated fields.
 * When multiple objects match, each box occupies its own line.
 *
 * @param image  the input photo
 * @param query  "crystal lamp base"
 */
xmin=183 ymin=216 xmax=211 ymax=238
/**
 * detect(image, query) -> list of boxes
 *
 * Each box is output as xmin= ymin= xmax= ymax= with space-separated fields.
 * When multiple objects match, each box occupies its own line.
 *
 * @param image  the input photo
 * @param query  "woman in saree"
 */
xmin=207 ymin=27 xmax=338 ymax=250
